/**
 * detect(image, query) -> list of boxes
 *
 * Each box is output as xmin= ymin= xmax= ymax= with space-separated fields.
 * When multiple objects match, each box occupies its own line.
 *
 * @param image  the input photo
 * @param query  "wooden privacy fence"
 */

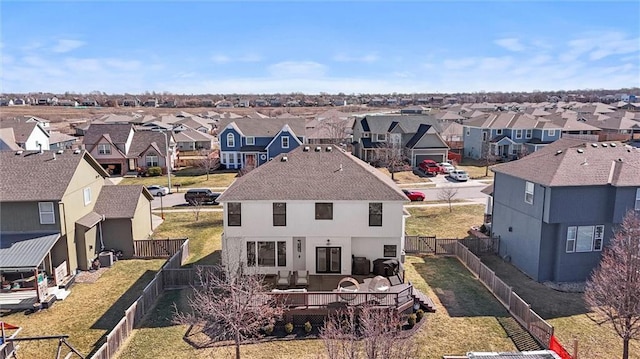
xmin=452 ymin=241 xmax=554 ymax=348
xmin=404 ymin=235 xmax=499 ymax=255
xmin=90 ymin=239 xmax=189 ymax=359
xmin=133 ymin=238 xmax=188 ymax=259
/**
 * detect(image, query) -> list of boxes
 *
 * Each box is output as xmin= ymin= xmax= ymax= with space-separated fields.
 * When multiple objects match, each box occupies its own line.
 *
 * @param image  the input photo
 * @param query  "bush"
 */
xmin=147 ymin=166 xmax=162 ymax=176
xmin=407 ymin=314 xmax=417 ymax=328
xmin=263 ymin=324 xmax=274 ymax=335
xmin=303 ymin=321 xmax=312 ymax=334
xmin=284 ymin=322 xmax=294 ymax=334
xmin=416 ymin=309 xmax=425 ymax=322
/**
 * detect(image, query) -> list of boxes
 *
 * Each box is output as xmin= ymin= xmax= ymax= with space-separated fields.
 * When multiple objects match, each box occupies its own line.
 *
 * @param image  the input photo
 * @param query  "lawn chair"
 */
xmin=294 ymin=270 xmax=309 ymax=288
xmin=276 ymin=270 xmax=291 ymax=289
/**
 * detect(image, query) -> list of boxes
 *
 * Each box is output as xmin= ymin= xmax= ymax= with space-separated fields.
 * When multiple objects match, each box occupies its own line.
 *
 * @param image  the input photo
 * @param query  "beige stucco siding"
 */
xmin=0 ymin=201 xmax=61 ymax=232
xmin=75 ymin=225 xmax=99 ymax=271
xmin=131 ymin=192 xmax=152 ymax=241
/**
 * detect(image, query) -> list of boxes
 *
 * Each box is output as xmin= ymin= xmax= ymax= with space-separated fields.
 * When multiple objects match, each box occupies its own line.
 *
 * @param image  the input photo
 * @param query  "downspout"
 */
xmin=99 ymin=215 xmax=105 ymax=251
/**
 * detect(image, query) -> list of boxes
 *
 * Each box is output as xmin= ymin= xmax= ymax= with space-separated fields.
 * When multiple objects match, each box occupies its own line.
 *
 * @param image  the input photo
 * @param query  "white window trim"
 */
xmin=496 ymin=129 xmax=503 ymax=135
xmin=635 ymin=188 xmax=640 ymax=211
xmin=515 ymin=129 xmax=523 ymax=139
xmin=566 ymin=226 xmax=576 ymax=253
xmin=374 ymin=133 xmax=387 ymax=142
xmin=146 ymin=155 xmax=159 ymax=167
xmin=594 ymin=225 xmax=604 ymax=251
xmin=281 ymin=136 xmax=289 ymax=149
xmin=547 ymin=129 xmax=556 ymax=137
xmin=567 ymin=225 xmax=605 ymax=253
xmin=246 ymin=136 xmax=255 ymax=145
xmin=98 ymin=143 xmax=111 ymax=155
xmin=227 ymin=133 xmax=235 ymax=147
xmin=525 ymin=181 xmax=534 ymax=204
xmin=525 ymin=129 xmax=532 ymax=139
xmin=38 ymin=202 xmax=55 ymax=224
xmin=83 ymin=187 xmax=91 ymax=206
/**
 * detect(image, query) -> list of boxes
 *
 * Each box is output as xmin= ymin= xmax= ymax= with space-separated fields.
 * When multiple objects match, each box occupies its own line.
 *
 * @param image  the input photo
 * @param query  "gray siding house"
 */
xmin=489 ymin=139 xmax=640 ymax=282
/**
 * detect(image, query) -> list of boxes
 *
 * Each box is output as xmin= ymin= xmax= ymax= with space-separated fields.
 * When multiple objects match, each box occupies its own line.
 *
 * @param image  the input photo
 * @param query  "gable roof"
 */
xmin=84 ymin=123 xmax=133 ymax=145
xmin=218 ymin=117 xmax=307 ymax=137
xmin=173 ymin=128 xmax=215 ymax=142
xmin=128 ymin=131 xmax=171 ymax=157
xmin=0 ymin=128 xmax=21 ymax=150
xmin=218 ymin=145 xmax=407 ymax=202
xmin=359 ymin=115 xmax=441 ymax=134
xmin=0 ymin=150 xmax=109 ymax=202
xmin=49 ymin=131 xmax=78 ymax=145
xmin=0 ymin=120 xmax=49 ymax=144
xmin=93 ymin=185 xmax=152 ymax=219
xmin=492 ymin=139 xmax=640 ymax=187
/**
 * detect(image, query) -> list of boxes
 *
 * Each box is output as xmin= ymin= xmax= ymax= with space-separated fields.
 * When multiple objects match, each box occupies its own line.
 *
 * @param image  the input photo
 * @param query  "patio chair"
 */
xmin=276 ymin=270 xmax=291 ymax=289
xmin=294 ymin=270 xmax=309 ymax=288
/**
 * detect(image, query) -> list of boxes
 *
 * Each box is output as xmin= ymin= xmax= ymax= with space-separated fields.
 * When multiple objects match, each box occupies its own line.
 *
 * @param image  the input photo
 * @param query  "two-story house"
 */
xmin=0 ymin=119 xmax=50 ymax=151
xmin=83 ymin=123 xmax=177 ymax=175
xmin=217 ymin=117 xmax=306 ymax=169
xmin=0 ymin=150 xmax=153 ymax=278
xmin=351 ymin=115 xmax=449 ymax=166
xmin=217 ymin=145 xmax=409 ymax=276
xmin=489 ymin=139 xmax=640 ymax=282
xmin=463 ymin=113 xmax=563 ymax=160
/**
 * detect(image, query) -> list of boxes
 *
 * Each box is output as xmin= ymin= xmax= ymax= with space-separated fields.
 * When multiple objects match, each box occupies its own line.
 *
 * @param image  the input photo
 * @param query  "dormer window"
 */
xmin=515 ymin=130 xmax=523 ymax=139
xmin=281 ymin=136 xmax=289 ymax=148
xmin=496 ymin=129 xmax=503 ymax=135
xmin=227 ymin=133 xmax=235 ymax=147
xmin=246 ymin=136 xmax=255 ymax=145
xmin=374 ymin=133 xmax=387 ymax=142
xmin=525 ymin=129 xmax=532 ymax=139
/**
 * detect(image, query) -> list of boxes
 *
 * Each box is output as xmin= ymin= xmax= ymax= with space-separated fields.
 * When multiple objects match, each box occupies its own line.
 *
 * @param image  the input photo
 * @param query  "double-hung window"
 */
xmin=246 ymin=136 xmax=255 ymax=145
xmin=38 ymin=202 xmax=55 ymax=224
xmin=525 ymin=181 xmax=534 ymax=204
xmin=515 ymin=129 xmax=523 ymax=139
xmin=281 ymin=136 xmax=289 ymax=148
xmin=525 ymin=129 xmax=532 ymax=139
xmin=83 ymin=187 xmax=91 ymax=206
xmin=227 ymin=133 xmax=235 ymax=147
xmin=369 ymin=203 xmax=382 ymax=226
xmin=146 ymin=155 xmax=159 ymax=167
xmin=228 ymin=202 xmax=241 ymax=226
xmin=273 ymin=202 xmax=286 ymax=226
xmin=98 ymin=144 xmax=111 ymax=155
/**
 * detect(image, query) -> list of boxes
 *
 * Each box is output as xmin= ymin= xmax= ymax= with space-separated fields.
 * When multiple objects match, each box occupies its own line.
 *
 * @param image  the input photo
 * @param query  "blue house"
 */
xmin=463 ymin=113 xmax=562 ymax=160
xmin=489 ymin=138 xmax=640 ymax=283
xmin=218 ymin=117 xmax=306 ymax=169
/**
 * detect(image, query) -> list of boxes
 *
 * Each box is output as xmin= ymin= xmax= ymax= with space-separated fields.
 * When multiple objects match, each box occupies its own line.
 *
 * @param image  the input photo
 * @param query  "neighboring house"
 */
xmin=584 ymin=116 xmax=640 ymax=142
xmin=173 ymin=128 xmax=215 ymax=151
xmin=0 ymin=128 xmax=21 ymax=150
xmin=0 ymin=119 xmax=50 ymax=150
xmin=217 ymin=117 xmax=306 ymax=169
xmin=49 ymin=131 xmax=78 ymax=150
xmin=463 ymin=113 xmax=562 ymax=160
xmin=352 ymin=115 xmax=449 ymax=166
xmin=217 ymin=145 xmax=409 ymax=275
xmin=489 ymin=139 xmax=640 ymax=282
xmin=83 ymin=123 xmax=177 ymax=175
xmin=0 ymin=150 xmax=153 ymax=275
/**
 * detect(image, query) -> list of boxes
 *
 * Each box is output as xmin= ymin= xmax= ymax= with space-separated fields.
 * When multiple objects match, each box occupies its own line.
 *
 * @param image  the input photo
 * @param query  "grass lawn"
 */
xmin=119 ymin=172 xmax=237 ymax=189
xmin=153 ymin=212 xmax=223 ymax=265
xmin=377 ymin=168 xmax=432 ymax=184
xmin=456 ymin=160 xmax=494 ymax=180
xmin=481 ymin=255 xmax=640 ymax=359
xmin=1 ymin=259 xmax=165 ymax=359
xmin=118 ymin=256 xmax=516 ymax=359
xmin=405 ymin=205 xmax=485 ymax=238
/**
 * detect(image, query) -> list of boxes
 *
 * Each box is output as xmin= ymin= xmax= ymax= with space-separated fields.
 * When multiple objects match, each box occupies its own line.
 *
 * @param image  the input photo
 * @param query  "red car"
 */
xmin=418 ymin=159 xmax=441 ymax=176
xmin=403 ymin=189 xmax=425 ymax=201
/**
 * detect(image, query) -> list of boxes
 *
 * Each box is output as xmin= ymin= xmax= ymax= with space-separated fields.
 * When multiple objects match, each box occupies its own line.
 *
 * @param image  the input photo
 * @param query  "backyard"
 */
xmin=404 ymin=205 xmax=485 ymax=238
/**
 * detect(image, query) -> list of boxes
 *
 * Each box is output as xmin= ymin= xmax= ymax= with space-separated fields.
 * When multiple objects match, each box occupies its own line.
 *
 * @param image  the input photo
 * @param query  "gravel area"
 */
xmin=75 ymin=268 xmax=109 ymax=284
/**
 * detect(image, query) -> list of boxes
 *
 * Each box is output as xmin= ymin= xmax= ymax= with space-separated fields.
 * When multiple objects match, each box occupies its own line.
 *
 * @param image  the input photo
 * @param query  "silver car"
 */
xmin=448 ymin=170 xmax=469 ymax=182
xmin=146 ymin=185 xmax=170 ymax=196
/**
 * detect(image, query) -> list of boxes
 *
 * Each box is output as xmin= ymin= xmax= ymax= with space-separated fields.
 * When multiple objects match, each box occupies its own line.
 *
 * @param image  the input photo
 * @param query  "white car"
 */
xmin=146 ymin=185 xmax=170 ymax=196
xmin=448 ymin=170 xmax=469 ymax=182
xmin=438 ymin=162 xmax=456 ymax=173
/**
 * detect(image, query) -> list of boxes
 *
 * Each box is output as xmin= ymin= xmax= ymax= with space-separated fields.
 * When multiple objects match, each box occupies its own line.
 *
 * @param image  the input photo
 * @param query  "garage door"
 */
xmin=415 ymin=154 xmax=444 ymax=164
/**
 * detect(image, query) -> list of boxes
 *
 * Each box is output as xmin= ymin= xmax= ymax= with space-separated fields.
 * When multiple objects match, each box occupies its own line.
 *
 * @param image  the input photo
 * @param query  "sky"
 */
xmin=1 ymin=1 xmax=639 ymax=95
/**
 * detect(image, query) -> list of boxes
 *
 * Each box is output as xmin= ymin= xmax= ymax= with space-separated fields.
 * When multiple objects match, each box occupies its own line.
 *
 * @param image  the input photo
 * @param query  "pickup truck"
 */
xmin=418 ymin=159 xmax=442 ymax=176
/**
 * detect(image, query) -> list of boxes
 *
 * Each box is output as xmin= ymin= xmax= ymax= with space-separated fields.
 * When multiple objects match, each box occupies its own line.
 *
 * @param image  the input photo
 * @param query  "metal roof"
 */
xmin=0 ymin=232 xmax=60 ymax=270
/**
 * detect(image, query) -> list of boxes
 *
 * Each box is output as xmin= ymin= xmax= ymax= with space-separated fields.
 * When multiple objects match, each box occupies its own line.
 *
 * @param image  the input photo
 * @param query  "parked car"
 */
xmin=146 ymin=185 xmax=169 ymax=196
xmin=402 ymin=189 xmax=425 ymax=201
xmin=448 ymin=170 xmax=469 ymax=182
xmin=437 ymin=162 xmax=456 ymax=173
xmin=418 ymin=160 xmax=441 ymax=176
xmin=184 ymin=188 xmax=221 ymax=205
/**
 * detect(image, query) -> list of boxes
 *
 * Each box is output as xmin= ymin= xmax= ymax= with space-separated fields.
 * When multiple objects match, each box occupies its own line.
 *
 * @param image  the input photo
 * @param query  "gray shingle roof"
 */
xmin=360 ymin=115 xmax=441 ymax=134
xmin=0 ymin=232 xmax=60 ymax=269
xmin=218 ymin=145 xmax=408 ymax=202
xmin=492 ymin=139 xmax=640 ymax=187
xmin=0 ymin=120 xmax=48 ymax=144
xmin=83 ymin=123 xmax=133 ymax=146
xmin=0 ymin=150 xmax=108 ymax=202
xmin=218 ymin=117 xmax=307 ymax=137
xmin=128 ymin=131 xmax=171 ymax=157
xmin=93 ymin=185 xmax=151 ymax=218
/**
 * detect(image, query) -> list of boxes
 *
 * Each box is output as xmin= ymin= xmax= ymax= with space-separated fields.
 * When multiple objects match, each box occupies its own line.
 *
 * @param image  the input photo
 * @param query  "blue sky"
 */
xmin=2 ymin=1 xmax=639 ymax=94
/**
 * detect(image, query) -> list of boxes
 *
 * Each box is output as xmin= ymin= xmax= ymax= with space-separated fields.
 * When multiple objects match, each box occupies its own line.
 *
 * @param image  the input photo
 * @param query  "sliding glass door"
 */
xmin=316 ymin=247 xmax=341 ymax=273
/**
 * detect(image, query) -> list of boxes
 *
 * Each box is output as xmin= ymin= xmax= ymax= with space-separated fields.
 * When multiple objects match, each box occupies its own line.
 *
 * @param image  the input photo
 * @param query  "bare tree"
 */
xmin=374 ymin=139 xmax=405 ymax=181
xmin=437 ymin=186 xmax=459 ymax=212
xmin=480 ymin=140 xmax=498 ymax=177
xmin=320 ymin=306 xmax=359 ymax=359
xmin=197 ymin=150 xmax=220 ymax=180
xmin=174 ymin=263 xmax=283 ymax=359
xmin=190 ymin=198 xmax=204 ymax=221
xmin=323 ymin=118 xmax=350 ymax=145
xmin=585 ymin=210 xmax=640 ymax=359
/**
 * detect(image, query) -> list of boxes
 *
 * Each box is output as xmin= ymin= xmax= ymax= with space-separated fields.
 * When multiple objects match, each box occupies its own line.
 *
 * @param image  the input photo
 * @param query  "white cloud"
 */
xmin=212 ymin=53 xmax=263 ymax=64
xmin=494 ymin=38 xmax=525 ymax=52
xmin=560 ymin=31 xmax=640 ymax=62
xmin=52 ymin=39 xmax=85 ymax=53
xmin=333 ymin=53 xmax=379 ymax=63
xmin=211 ymin=55 xmax=231 ymax=64
xmin=443 ymin=58 xmax=476 ymax=70
xmin=268 ymin=61 xmax=326 ymax=78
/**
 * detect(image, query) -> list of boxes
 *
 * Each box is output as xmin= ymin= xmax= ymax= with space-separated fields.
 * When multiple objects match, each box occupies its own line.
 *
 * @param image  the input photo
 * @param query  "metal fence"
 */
xmin=90 ymin=239 xmax=190 ymax=359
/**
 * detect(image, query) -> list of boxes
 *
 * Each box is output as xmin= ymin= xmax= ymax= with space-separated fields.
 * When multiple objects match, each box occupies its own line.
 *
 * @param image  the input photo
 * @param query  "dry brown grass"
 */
xmin=377 ymin=168 xmax=435 ymax=185
xmin=405 ymin=205 xmax=485 ymax=238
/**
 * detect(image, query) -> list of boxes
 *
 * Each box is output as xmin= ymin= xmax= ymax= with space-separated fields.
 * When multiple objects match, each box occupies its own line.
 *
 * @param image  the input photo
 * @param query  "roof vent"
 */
xmin=618 ymin=158 xmax=624 ymax=162
xmin=326 ymin=146 xmax=332 ymax=152
xmin=610 ymin=143 xmax=617 ymax=147
xmin=15 ymin=150 xmax=23 ymax=155
xmin=591 ymin=143 xmax=598 ymax=148
xmin=281 ymin=156 xmax=288 ymax=162
xmin=56 ymin=150 xmax=64 ymax=154
xmin=601 ymin=143 xmax=608 ymax=147
xmin=555 ymin=150 xmax=563 ymax=155
xmin=315 ymin=146 xmax=321 ymax=152
xmin=73 ymin=149 xmax=81 ymax=154
xmin=303 ymin=146 xmax=310 ymax=152
xmin=577 ymin=149 xmax=584 ymax=153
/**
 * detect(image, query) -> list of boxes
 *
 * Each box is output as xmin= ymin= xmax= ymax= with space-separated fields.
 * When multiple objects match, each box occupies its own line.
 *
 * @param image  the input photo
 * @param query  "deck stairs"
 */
xmin=497 ymin=316 xmax=544 ymax=352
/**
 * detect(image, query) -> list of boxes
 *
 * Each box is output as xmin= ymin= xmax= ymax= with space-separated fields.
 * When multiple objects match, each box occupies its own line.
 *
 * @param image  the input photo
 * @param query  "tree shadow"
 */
xmin=189 ymin=250 xmax=221 ymax=266
xmin=412 ymin=256 xmax=509 ymax=318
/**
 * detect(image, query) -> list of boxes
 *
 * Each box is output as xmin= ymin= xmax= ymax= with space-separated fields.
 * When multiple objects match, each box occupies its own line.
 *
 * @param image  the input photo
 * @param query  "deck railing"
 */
xmin=267 ymin=286 xmax=413 ymax=310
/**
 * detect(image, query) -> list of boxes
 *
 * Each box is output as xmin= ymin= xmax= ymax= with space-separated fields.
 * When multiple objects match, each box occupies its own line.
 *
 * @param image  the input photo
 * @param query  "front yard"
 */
xmin=119 ymin=171 xmax=237 ymax=189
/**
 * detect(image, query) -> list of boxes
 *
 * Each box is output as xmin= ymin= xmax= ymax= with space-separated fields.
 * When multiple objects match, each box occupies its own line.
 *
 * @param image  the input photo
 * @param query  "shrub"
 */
xmin=407 ymin=314 xmax=417 ymax=328
xmin=284 ymin=322 xmax=294 ymax=334
xmin=416 ymin=309 xmax=425 ymax=322
xmin=263 ymin=324 xmax=274 ymax=335
xmin=303 ymin=321 xmax=312 ymax=334
xmin=147 ymin=166 xmax=162 ymax=176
